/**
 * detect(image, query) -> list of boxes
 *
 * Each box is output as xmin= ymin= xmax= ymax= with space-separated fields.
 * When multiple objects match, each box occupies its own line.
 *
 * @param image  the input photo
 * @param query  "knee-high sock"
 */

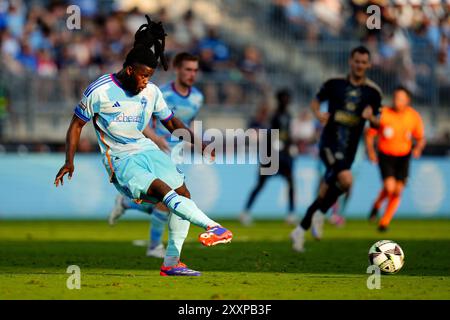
xmin=122 ymin=196 xmax=154 ymax=214
xmin=319 ymin=183 xmax=344 ymax=213
xmin=149 ymin=208 xmax=168 ymax=249
xmin=300 ymin=199 xmax=321 ymax=230
xmin=164 ymin=213 xmax=191 ymax=267
xmin=288 ymin=180 xmax=295 ymax=213
xmin=374 ymin=189 xmax=388 ymax=210
xmin=379 ymin=194 xmax=401 ymax=227
xmin=300 ymin=182 xmax=345 ymax=230
xmin=162 ymin=190 xmax=217 ymax=229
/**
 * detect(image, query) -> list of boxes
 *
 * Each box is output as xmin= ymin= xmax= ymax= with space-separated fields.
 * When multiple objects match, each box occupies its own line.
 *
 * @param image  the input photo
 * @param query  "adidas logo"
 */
xmin=112 ymin=101 xmax=121 ymax=108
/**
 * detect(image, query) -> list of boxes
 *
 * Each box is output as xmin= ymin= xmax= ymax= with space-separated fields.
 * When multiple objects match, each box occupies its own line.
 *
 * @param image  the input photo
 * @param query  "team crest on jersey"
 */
xmin=140 ymin=96 xmax=148 ymax=109
xmin=348 ymin=89 xmax=359 ymax=97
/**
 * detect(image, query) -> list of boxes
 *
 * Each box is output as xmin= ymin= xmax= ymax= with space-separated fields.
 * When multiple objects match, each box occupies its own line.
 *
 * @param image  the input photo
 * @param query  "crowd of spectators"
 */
xmin=0 ymin=0 xmax=449 ymax=152
xmin=0 ymin=0 xmax=268 ymax=106
xmin=270 ymin=0 xmax=450 ymax=97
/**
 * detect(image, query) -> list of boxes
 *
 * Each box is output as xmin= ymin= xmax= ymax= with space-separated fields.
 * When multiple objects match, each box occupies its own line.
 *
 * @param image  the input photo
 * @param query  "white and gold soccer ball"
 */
xmin=368 ymin=240 xmax=405 ymax=274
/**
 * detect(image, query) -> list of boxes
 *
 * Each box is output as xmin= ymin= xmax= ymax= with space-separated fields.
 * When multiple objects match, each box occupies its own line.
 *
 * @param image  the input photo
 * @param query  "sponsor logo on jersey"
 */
xmin=112 ymin=113 xmax=144 ymax=123
xmin=334 ymin=110 xmax=361 ymax=126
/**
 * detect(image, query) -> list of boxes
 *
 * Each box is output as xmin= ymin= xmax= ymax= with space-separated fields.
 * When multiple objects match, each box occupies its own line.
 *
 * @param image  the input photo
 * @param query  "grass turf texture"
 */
xmin=0 ymin=219 xmax=449 ymax=300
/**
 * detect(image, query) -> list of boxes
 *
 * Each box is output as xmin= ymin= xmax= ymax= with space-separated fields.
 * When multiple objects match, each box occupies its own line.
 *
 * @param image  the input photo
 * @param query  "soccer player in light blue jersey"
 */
xmin=108 ymin=52 xmax=204 ymax=259
xmin=54 ymin=16 xmax=232 ymax=276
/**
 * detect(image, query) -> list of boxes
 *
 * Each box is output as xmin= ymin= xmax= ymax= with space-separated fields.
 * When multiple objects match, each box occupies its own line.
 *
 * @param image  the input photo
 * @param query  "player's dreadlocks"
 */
xmin=124 ymin=14 xmax=169 ymax=71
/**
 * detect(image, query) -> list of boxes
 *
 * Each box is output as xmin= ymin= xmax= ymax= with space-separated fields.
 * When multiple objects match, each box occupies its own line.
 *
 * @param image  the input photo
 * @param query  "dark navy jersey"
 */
xmin=262 ymin=109 xmax=292 ymax=162
xmin=316 ymin=76 xmax=382 ymax=162
xmin=271 ymin=110 xmax=292 ymax=154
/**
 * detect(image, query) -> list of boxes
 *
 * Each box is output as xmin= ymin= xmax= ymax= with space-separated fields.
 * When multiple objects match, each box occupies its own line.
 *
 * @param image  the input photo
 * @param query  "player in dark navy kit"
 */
xmin=291 ymin=46 xmax=382 ymax=252
xmin=240 ymin=89 xmax=297 ymax=226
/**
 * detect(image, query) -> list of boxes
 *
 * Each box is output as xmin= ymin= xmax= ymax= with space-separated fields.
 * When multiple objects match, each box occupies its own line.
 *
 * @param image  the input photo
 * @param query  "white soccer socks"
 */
xmin=162 ymin=190 xmax=217 ymax=229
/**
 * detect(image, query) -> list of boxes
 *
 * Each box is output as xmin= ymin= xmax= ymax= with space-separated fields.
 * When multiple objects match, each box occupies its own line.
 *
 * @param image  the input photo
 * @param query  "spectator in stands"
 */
xmin=248 ymin=103 xmax=270 ymax=131
xmin=284 ymin=0 xmax=319 ymax=41
xmin=0 ymin=76 xmax=9 ymax=141
xmin=240 ymin=46 xmax=265 ymax=80
xmin=312 ymin=0 xmax=343 ymax=38
xmin=197 ymin=27 xmax=231 ymax=69
xmin=36 ymin=48 xmax=57 ymax=77
xmin=72 ymin=0 xmax=99 ymax=18
xmin=4 ymin=0 xmax=26 ymax=38
xmin=238 ymin=45 xmax=269 ymax=104
xmin=196 ymin=27 xmax=243 ymax=105
xmin=198 ymin=46 xmax=215 ymax=73
xmin=173 ymin=9 xmax=206 ymax=51
xmin=437 ymin=34 xmax=450 ymax=87
xmin=290 ymin=109 xmax=317 ymax=154
xmin=15 ymin=40 xmax=37 ymax=72
xmin=269 ymin=0 xmax=290 ymax=28
xmin=1 ymin=29 xmax=20 ymax=57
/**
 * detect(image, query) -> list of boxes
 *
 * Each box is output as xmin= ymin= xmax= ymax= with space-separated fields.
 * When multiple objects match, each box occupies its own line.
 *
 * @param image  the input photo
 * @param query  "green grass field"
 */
xmin=0 ymin=219 xmax=449 ymax=300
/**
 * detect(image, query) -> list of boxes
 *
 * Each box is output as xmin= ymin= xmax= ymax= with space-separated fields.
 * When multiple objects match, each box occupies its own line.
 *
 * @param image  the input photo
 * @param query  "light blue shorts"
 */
xmin=106 ymin=150 xmax=185 ymax=202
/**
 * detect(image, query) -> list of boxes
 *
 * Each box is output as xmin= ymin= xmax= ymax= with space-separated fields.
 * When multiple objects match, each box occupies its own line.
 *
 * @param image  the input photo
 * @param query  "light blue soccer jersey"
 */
xmin=154 ymin=82 xmax=203 ymax=146
xmin=74 ymin=74 xmax=174 ymax=177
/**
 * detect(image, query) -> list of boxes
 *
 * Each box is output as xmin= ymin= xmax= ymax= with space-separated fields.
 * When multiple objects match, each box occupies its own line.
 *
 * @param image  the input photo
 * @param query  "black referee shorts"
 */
xmin=378 ymin=152 xmax=411 ymax=182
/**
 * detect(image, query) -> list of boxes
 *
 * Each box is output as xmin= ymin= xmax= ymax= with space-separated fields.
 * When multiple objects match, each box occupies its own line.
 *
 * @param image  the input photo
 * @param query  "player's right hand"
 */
xmin=367 ymin=150 xmax=378 ymax=164
xmin=362 ymin=105 xmax=374 ymax=120
xmin=54 ymin=162 xmax=74 ymax=187
xmin=317 ymin=112 xmax=330 ymax=125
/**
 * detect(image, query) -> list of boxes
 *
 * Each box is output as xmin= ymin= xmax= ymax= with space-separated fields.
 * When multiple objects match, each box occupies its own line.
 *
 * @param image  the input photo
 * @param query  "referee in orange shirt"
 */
xmin=365 ymin=86 xmax=426 ymax=232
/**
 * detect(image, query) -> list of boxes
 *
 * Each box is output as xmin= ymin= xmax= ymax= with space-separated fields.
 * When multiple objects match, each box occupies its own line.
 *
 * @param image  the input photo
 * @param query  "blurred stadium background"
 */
xmin=0 ymin=0 xmax=449 ymax=219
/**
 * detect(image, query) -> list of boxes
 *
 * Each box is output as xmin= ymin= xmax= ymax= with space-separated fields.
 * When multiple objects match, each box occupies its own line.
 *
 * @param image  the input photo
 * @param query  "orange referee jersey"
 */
xmin=367 ymin=106 xmax=424 ymax=156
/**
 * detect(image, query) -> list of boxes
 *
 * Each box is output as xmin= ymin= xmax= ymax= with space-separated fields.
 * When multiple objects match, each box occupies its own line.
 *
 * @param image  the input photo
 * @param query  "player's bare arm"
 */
xmin=412 ymin=136 xmax=426 ymax=158
xmin=143 ymin=121 xmax=170 ymax=153
xmin=362 ymin=105 xmax=380 ymax=128
xmin=54 ymin=115 xmax=87 ymax=187
xmin=310 ymin=98 xmax=329 ymax=125
xmin=364 ymin=127 xmax=378 ymax=163
xmin=162 ymin=116 xmax=214 ymax=158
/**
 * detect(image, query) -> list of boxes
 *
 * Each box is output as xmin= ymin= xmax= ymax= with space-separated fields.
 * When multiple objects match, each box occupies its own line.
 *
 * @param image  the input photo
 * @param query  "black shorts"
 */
xmin=319 ymin=147 xmax=353 ymax=184
xmin=378 ymin=152 xmax=411 ymax=182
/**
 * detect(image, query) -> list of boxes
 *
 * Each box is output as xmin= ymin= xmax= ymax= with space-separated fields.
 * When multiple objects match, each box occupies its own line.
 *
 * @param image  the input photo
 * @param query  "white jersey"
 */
xmin=74 ymin=73 xmax=174 ymax=162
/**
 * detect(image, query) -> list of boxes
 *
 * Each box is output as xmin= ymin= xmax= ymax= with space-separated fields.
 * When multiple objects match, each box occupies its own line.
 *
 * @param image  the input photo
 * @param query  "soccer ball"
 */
xmin=368 ymin=240 xmax=405 ymax=274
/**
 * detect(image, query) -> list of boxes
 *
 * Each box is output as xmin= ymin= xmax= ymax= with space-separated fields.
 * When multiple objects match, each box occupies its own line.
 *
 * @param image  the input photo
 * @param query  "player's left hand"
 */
xmin=362 ymin=105 xmax=374 ymax=120
xmin=412 ymin=147 xmax=422 ymax=158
